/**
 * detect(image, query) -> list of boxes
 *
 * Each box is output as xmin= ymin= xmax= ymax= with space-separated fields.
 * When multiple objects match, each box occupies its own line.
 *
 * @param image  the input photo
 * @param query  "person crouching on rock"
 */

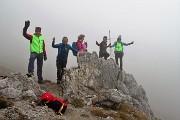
xmin=38 ymin=92 xmax=67 ymax=115
xmin=52 ymin=37 xmax=78 ymax=84
xmin=110 ymin=35 xmax=134 ymax=71
xmin=23 ymin=20 xmax=47 ymax=84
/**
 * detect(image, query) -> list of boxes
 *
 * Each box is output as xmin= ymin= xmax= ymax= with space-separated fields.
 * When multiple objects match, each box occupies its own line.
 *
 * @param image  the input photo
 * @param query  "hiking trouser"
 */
xmin=115 ymin=52 xmax=124 ymax=70
xmin=56 ymin=59 xmax=67 ymax=81
xmin=99 ymin=52 xmax=110 ymax=60
xmin=28 ymin=52 xmax=43 ymax=80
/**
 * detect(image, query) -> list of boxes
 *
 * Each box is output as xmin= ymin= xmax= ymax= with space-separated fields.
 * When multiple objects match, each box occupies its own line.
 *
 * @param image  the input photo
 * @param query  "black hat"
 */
xmin=103 ymin=36 xmax=107 ymax=39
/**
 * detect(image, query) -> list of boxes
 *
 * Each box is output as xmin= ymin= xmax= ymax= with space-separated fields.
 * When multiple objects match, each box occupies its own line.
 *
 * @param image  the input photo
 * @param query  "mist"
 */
xmin=0 ymin=0 xmax=179 ymax=119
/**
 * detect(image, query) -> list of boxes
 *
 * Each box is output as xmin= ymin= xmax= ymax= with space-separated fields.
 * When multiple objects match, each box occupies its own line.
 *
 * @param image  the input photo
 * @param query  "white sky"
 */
xmin=0 ymin=0 xmax=179 ymax=119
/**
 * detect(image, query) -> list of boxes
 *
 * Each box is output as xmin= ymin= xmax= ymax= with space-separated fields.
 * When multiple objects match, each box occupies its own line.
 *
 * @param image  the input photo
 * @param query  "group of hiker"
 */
xmin=97 ymin=35 xmax=134 ymax=70
xmin=23 ymin=20 xmax=134 ymax=84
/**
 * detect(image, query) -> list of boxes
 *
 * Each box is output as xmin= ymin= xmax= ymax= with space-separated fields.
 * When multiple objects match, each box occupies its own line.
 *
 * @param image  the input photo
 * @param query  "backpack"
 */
xmin=39 ymin=92 xmax=54 ymax=105
xmin=38 ymin=92 xmax=67 ymax=115
xmin=72 ymin=42 xmax=78 ymax=56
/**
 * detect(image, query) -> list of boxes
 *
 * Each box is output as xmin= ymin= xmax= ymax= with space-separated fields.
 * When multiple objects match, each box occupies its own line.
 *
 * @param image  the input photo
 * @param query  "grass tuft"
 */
xmin=71 ymin=98 xmax=85 ymax=108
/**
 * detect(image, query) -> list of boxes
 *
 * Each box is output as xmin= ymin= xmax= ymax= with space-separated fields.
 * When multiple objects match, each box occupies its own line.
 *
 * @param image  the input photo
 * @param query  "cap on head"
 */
xmin=117 ymin=35 xmax=121 ymax=41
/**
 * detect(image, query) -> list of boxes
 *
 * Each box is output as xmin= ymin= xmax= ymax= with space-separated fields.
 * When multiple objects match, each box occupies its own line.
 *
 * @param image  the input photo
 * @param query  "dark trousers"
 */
xmin=28 ymin=52 xmax=43 ymax=80
xmin=115 ymin=52 xmax=124 ymax=70
xmin=99 ymin=52 xmax=110 ymax=60
xmin=56 ymin=59 xmax=67 ymax=81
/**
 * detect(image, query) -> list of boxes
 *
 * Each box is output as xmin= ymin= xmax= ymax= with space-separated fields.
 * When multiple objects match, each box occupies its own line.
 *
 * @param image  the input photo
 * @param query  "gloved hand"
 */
xmin=96 ymin=41 xmax=98 ymax=45
xmin=131 ymin=41 xmax=134 ymax=44
xmin=25 ymin=20 xmax=30 ymax=28
xmin=44 ymin=54 xmax=47 ymax=61
xmin=52 ymin=37 xmax=55 ymax=42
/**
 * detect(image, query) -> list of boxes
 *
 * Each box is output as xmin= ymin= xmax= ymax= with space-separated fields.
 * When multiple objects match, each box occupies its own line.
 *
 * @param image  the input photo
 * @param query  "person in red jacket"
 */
xmin=23 ymin=20 xmax=47 ymax=84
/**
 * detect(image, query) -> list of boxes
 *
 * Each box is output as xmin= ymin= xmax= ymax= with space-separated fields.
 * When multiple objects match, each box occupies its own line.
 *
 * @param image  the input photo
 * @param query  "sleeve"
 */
xmin=107 ymin=43 xmax=111 ymax=48
xmin=52 ymin=41 xmax=60 ymax=48
xmin=43 ymin=41 xmax=47 ymax=55
xmin=68 ymin=44 xmax=78 ymax=52
xmin=23 ymin=27 xmax=32 ymax=40
xmin=111 ymin=42 xmax=116 ymax=47
xmin=96 ymin=41 xmax=100 ymax=46
xmin=122 ymin=42 xmax=131 ymax=46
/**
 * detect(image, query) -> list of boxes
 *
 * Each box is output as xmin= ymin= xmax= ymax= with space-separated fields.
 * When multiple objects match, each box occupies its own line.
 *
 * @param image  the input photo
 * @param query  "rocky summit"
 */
xmin=0 ymin=52 xmax=161 ymax=120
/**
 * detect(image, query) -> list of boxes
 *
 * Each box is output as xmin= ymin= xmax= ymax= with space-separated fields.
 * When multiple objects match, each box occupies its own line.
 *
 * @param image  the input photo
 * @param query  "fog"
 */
xmin=0 ymin=0 xmax=179 ymax=119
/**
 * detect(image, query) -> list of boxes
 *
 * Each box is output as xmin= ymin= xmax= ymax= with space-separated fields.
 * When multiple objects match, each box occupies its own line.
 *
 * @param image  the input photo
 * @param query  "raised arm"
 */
xmin=23 ymin=20 xmax=32 ymax=40
xmin=96 ymin=41 xmax=100 ymax=46
xmin=122 ymin=41 xmax=134 ymax=46
xmin=52 ymin=37 xmax=60 ymax=48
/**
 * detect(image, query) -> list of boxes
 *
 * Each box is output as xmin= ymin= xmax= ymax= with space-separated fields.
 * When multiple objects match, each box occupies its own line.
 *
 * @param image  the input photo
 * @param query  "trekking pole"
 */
xmin=108 ymin=30 xmax=115 ymax=58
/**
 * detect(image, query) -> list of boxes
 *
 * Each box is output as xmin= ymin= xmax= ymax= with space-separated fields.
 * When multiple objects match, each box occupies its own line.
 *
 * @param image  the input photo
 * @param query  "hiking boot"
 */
xmin=38 ymin=80 xmax=44 ymax=84
xmin=26 ymin=73 xmax=34 ymax=77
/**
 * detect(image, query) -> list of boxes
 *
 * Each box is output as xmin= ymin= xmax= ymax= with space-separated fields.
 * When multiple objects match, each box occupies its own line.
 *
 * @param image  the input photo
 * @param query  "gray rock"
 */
xmin=105 ymin=89 xmax=126 ymax=103
xmin=0 ymin=87 xmax=22 ymax=99
xmin=22 ymin=90 xmax=37 ymax=101
xmin=0 ymin=52 xmax=160 ymax=120
xmin=0 ymin=73 xmax=44 ymax=101
xmin=0 ymin=79 xmax=9 ymax=89
xmin=102 ymin=116 xmax=114 ymax=120
xmin=62 ymin=51 xmax=157 ymax=120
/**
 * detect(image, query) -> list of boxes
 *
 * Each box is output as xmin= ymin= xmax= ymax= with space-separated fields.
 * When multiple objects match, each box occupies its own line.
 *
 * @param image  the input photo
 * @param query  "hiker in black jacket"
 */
xmin=96 ymin=36 xmax=111 ymax=60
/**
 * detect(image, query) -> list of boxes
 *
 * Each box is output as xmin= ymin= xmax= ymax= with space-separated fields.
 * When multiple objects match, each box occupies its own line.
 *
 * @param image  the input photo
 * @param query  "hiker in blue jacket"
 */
xmin=111 ymin=35 xmax=134 ymax=71
xmin=52 ymin=37 xmax=78 ymax=84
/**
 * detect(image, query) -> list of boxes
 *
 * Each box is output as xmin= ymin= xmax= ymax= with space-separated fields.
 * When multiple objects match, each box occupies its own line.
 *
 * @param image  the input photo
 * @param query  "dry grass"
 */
xmin=118 ymin=102 xmax=149 ymax=120
xmin=43 ymin=79 xmax=52 ymax=83
xmin=90 ymin=102 xmax=150 ymax=120
xmin=90 ymin=108 xmax=108 ymax=118
xmin=71 ymin=98 xmax=85 ymax=108
xmin=81 ymin=114 xmax=90 ymax=118
xmin=0 ymin=115 xmax=6 ymax=120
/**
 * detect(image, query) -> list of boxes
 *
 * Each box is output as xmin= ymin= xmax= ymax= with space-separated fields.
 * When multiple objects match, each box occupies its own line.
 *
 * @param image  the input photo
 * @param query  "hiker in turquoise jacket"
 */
xmin=111 ymin=35 xmax=134 ymax=70
xmin=52 ymin=37 xmax=78 ymax=84
xmin=23 ymin=20 xmax=47 ymax=84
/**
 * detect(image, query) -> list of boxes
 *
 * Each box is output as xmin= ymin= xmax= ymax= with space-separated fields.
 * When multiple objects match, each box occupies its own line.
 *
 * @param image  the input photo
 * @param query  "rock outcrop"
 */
xmin=62 ymin=52 xmax=156 ymax=120
xmin=0 ymin=73 xmax=44 ymax=101
xmin=0 ymin=52 xmax=160 ymax=120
